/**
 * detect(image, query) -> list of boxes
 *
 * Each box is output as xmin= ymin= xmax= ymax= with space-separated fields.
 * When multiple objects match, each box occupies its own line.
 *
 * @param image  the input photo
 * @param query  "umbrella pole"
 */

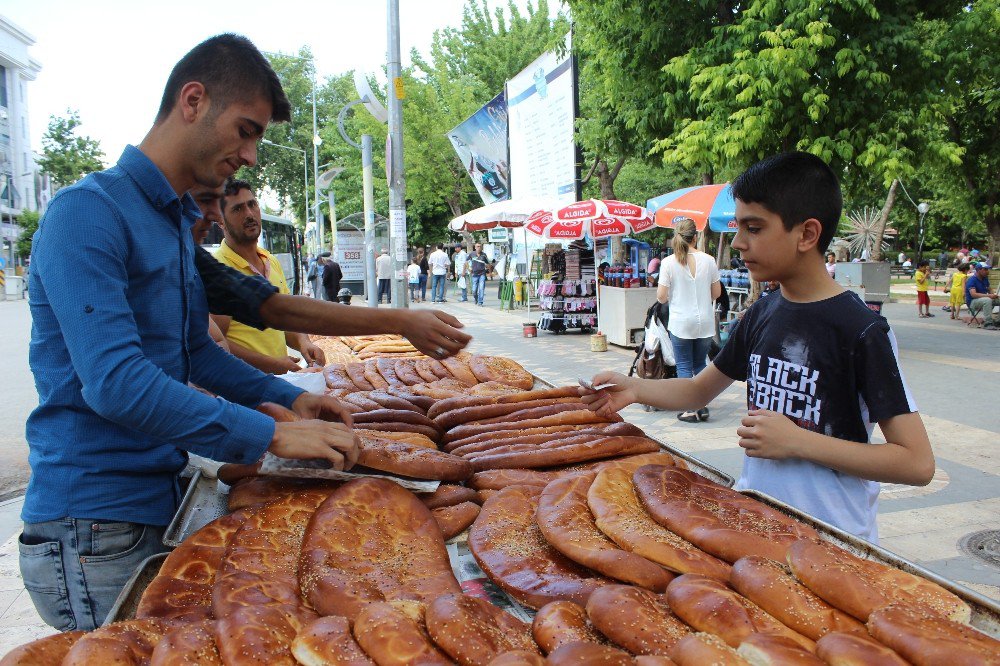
xmin=594 ymin=244 xmax=601 ymax=333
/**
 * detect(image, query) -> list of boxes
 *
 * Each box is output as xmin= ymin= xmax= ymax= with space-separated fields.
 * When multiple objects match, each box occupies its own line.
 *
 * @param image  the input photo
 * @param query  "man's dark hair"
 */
xmin=730 ymin=152 xmax=842 ymax=255
xmin=437 ymin=243 xmax=444 ymax=250
xmin=156 ymin=34 xmax=291 ymax=123
xmin=221 ymin=178 xmax=253 ymax=212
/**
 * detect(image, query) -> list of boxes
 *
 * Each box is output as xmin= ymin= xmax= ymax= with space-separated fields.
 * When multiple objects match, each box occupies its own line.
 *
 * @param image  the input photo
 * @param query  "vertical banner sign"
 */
xmin=505 ymin=35 xmax=576 ymax=204
xmin=336 ymin=229 xmax=366 ymax=280
xmin=390 ymin=209 xmax=408 ymax=263
xmin=448 ymin=92 xmax=510 ymax=205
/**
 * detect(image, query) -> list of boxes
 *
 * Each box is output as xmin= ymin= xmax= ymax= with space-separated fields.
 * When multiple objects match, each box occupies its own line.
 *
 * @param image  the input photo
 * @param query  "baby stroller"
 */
xmin=629 ymin=302 xmax=678 ymax=411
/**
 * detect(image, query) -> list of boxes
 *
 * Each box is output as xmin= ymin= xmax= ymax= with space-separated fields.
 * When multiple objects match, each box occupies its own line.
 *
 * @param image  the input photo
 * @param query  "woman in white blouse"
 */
xmin=657 ymin=218 xmax=722 ymax=423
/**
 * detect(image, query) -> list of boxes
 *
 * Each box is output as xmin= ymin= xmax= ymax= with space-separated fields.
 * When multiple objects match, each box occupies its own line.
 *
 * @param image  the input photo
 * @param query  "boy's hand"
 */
xmin=736 ymin=409 xmax=804 ymax=459
xmin=579 ymin=372 xmax=636 ymax=418
xmin=291 ymin=392 xmax=355 ymax=429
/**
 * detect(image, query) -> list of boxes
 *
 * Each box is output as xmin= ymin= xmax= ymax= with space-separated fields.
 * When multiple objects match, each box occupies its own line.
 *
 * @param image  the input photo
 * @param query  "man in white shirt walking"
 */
xmin=376 ymin=248 xmax=392 ymax=304
xmin=453 ymin=244 xmax=469 ymax=302
xmin=429 ymin=244 xmax=450 ymax=303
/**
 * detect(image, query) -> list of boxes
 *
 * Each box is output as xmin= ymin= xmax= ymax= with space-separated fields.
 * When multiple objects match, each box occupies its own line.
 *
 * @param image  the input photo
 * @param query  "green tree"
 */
xmin=36 ymin=110 xmax=105 ymax=188
xmin=15 ymin=210 xmax=39 ymax=259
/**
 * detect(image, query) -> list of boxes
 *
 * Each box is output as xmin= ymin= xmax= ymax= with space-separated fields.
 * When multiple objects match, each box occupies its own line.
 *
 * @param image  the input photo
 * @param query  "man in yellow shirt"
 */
xmin=213 ymin=179 xmax=325 ymax=372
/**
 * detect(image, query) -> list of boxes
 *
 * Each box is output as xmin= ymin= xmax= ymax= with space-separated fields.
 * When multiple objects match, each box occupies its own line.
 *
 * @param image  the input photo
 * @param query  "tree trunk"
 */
xmin=870 ymin=179 xmax=899 ymax=262
xmin=986 ymin=211 xmax=1000 ymax=267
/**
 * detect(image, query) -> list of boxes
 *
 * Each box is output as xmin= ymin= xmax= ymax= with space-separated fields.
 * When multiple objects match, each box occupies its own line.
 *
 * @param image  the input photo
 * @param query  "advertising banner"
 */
xmin=505 ymin=35 xmax=576 ymax=204
xmin=448 ymin=92 xmax=510 ymax=205
xmin=336 ymin=229 xmax=366 ymax=281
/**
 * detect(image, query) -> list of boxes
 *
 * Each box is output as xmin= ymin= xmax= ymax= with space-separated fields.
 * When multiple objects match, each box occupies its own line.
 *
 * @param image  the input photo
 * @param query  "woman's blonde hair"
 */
xmin=671 ymin=217 xmax=698 ymax=266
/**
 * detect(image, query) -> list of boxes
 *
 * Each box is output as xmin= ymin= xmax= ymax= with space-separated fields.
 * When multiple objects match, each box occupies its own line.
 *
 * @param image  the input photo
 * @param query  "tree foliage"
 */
xmin=36 ymin=110 xmax=105 ymax=188
xmin=15 ymin=210 xmax=39 ymax=260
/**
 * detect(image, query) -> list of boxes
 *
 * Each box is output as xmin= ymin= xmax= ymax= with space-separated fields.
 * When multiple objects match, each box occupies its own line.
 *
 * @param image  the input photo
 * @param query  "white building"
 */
xmin=0 ymin=14 xmax=42 ymax=268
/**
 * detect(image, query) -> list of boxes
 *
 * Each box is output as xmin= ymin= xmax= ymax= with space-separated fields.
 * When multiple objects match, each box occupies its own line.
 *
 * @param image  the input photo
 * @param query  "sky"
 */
xmin=5 ymin=0 xmax=544 ymax=164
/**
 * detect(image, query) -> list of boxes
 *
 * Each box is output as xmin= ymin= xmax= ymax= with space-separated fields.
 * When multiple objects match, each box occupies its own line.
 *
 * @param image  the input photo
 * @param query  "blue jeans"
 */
xmin=431 ymin=274 xmax=446 ymax=301
xmin=418 ymin=274 xmax=428 ymax=300
xmin=471 ymin=274 xmax=487 ymax=305
xmin=409 ymin=281 xmax=419 ymax=300
xmin=18 ymin=518 xmax=167 ymax=631
xmin=669 ymin=332 xmax=713 ymax=379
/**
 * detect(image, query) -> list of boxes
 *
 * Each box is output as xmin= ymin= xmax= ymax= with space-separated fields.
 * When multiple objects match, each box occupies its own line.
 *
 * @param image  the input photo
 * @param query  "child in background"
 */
xmin=580 ymin=152 xmax=933 ymax=542
xmin=406 ymin=258 xmax=421 ymax=302
xmin=949 ymin=263 xmax=970 ymax=319
xmin=914 ymin=259 xmax=932 ymax=318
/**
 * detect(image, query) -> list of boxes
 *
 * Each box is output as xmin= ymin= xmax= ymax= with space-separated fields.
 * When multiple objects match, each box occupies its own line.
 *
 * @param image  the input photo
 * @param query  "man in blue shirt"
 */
xmin=21 ymin=34 xmax=360 ymax=632
xmin=965 ymin=262 xmax=999 ymax=327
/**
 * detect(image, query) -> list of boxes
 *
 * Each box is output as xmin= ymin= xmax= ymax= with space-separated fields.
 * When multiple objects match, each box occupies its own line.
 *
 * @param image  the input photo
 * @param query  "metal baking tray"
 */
xmin=741 ymin=489 xmax=1000 ymax=639
xmin=103 ymin=552 xmax=168 ymax=626
xmin=163 ymin=469 xmax=229 ymax=547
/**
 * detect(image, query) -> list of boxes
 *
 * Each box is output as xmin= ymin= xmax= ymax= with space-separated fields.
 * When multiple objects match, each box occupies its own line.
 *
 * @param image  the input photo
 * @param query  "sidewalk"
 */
xmin=1 ymin=281 xmax=997 ymax=650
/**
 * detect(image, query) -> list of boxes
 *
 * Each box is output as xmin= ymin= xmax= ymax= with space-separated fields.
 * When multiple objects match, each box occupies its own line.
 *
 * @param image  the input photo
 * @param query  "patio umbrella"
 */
xmin=646 ymin=184 xmax=737 ymax=233
xmin=448 ymin=196 xmax=553 ymax=232
xmin=524 ymin=199 xmax=655 ymax=333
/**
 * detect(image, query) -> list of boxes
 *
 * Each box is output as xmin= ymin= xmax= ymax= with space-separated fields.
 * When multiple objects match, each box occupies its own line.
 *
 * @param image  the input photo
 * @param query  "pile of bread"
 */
xmin=310 ymin=335 xmax=426 ymax=365
xmin=3 ymin=342 xmax=997 ymax=665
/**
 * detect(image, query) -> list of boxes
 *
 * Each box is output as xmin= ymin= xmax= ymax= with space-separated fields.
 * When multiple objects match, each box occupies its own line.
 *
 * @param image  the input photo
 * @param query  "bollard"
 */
xmin=590 ymin=332 xmax=608 ymax=352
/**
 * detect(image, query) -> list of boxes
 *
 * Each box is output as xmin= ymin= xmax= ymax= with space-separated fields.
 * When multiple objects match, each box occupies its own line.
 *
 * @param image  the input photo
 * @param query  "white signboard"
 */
xmin=505 ymin=36 xmax=576 ymax=204
xmin=336 ymin=229 xmax=365 ymax=280
xmin=390 ymin=209 xmax=408 ymax=262
xmin=487 ymin=227 xmax=510 ymax=243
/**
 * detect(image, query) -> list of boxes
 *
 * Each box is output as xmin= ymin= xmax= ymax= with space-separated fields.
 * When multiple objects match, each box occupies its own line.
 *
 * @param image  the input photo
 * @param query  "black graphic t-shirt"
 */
xmin=713 ymin=290 xmax=916 ymax=541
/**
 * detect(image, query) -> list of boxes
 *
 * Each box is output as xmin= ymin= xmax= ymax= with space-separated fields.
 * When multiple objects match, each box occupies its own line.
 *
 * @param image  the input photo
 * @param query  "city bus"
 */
xmin=202 ymin=213 xmax=304 ymax=294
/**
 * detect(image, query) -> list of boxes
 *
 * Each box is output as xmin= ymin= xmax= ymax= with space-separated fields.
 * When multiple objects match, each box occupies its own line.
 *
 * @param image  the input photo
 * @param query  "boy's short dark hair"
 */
xmin=221 ymin=178 xmax=253 ymax=212
xmin=917 ymin=259 xmax=930 ymax=268
xmin=157 ymin=34 xmax=291 ymax=123
xmin=731 ymin=152 xmax=842 ymax=255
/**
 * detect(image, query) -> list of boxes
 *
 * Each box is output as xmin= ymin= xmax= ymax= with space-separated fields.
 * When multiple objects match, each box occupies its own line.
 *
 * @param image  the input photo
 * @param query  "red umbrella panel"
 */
xmin=525 ymin=199 xmax=653 ymax=239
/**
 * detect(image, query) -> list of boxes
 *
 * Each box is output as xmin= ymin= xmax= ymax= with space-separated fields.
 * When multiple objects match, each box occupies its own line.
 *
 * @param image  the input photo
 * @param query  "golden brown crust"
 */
xmin=291 ymin=616 xmax=376 ymax=666
xmin=867 ymin=603 xmax=1000 ymax=666
xmin=359 ymin=420 xmax=441 ymax=442
xmin=363 ymin=359 xmax=390 ymax=389
xmin=393 ymin=359 xmax=425 ymax=386
xmin=469 ymin=468 xmax=563 ymax=490
xmin=353 ymin=602 xmax=453 ymax=665
xmin=635 ymin=657 xmax=678 ymax=666
xmin=633 ymin=466 xmax=818 ymax=564
xmin=437 ymin=398 xmax=588 ymax=431
xmin=470 ymin=435 xmax=660 ymax=472
xmin=299 ymin=478 xmax=462 ymax=620
xmin=357 ymin=436 xmax=472 ymax=481
xmin=353 ymin=408 xmax=440 ymax=432
xmin=445 ymin=411 xmax=620 ymax=444
xmin=665 ymin=574 xmax=815 ymax=652
xmin=215 ymin=604 xmax=313 ymax=666
xmin=324 ymin=363 xmax=359 ymax=391
xmin=419 ymin=484 xmax=479 ymax=509
xmin=425 ymin=593 xmax=539 ymax=665
xmin=587 ymin=467 xmax=732 ymax=580
xmin=150 ymin=619 xmax=222 ymax=666
xmin=62 ymin=619 xmax=171 ymax=666
xmin=586 ymin=584 xmax=690 ymax=655
xmin=736 ymin=634 xmax=825 ymax=665
xmin=226 ymin=476 xmax=340 ymax=511
xmin=441 ymin=356 xmax=479 ymax=385
xmin=356 ymin=429 xmax=438 ymax=449
xmin=468 ymin=485 xmax=612 ymax=609
xmin=365 ymin=389 xmax=425 ymax=413
xmin=786 ymin=539 xmax=970 ymax=623
xmin=342 ymin=392 xmax=383 ymax=411
xmin=544 ymin=641 xmax=634 ymax=666
xmin=0 ymin=631 xmax=86 ymax=666
xmin=729 ymin=556 xmax=866 ymax=640
xmin=537 ymin=474 xmax=674 ymax=591
xmin=376 ymin=357 xmax=405 ymax=385
xmin=670 ymin=633 xmax=750 ymax=666
xmin=416 ymin=358 xmax=451 ymax=382
xmin=345 ymin=362 xmax=376 ymax=390
xmin=468 ymin=355 xmax=534 ymax=390
xmin=445 ymin=425 xmax=595 ymax=452
xmin=451 ymin=424 xmax=642 ymax=458
xmin=531 ymin=600 xmax=608 ymax=654
xmin=432 ymin=501 xmax=482 ymax=540
xmin=427 ymin=387 xmax=581 ymax=420
xmin=486 ymin=651 xmax=546 ymax=666
xmin=814 ymin=632 xmax=910 ymax=666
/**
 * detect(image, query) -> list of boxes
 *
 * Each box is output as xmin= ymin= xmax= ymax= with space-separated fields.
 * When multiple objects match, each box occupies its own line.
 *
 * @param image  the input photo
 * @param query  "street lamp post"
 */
xmin=317 ymin=166 xmax=345 ymax=257
xmin=260 ymin=139 xmax=310 ymax=251
xmin=916 ymin=201 xmax=930 ymax=263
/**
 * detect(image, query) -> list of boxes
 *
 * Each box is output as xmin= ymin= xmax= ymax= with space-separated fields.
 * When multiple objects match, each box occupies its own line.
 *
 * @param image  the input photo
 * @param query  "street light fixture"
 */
xmin=916 ymin=201 xmax=930 ymax=263
xmin=317 ymin=166 xmax=345 ymax=254
xmin=260 ymin=139 xmax=311 ymax=252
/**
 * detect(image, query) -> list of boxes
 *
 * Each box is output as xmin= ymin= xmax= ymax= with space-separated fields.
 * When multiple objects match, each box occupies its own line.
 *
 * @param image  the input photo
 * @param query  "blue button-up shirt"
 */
xmin=25 ymin=145 xmax=303 ymax=526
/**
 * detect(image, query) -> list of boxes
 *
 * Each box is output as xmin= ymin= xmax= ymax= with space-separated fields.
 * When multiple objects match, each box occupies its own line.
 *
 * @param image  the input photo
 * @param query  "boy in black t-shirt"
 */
xmin=580 ymin=152 xmax=934 ymax=542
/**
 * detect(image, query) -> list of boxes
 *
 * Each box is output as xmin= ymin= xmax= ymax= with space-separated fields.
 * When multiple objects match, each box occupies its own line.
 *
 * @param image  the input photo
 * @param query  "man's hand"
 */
xmin=299 ymin=339 xmax=326 ymax=367
xmin=400 ymin=310 xmax=473 ymax=359
xmin=736 ymin=409 xmax=804 ymax=459
xmin=291 ymin=392 xmax=354 ymax=428
xmin=268 ymin=420 xmax=359 ymax=470
xmin=578 ymin=372 xmax=637 ymax=419
xmin=274 ymin=355 xmax=303 ymax=373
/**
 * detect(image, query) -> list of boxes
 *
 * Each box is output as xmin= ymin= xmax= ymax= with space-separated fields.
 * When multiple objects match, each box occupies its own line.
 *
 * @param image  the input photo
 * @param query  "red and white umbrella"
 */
xmin=524 ymin=199 xmax=654 ymax=239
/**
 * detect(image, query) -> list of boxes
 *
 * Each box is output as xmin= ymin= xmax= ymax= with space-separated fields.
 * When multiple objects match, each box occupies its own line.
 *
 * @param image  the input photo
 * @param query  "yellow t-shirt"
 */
xmin=213 ymin=241 xmax=290 ymax=359
xmin=915 ymin=269 xmax=928 ymax=292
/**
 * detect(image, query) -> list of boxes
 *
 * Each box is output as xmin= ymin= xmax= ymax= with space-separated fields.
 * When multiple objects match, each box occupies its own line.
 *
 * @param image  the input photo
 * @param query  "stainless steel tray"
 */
xmin=163 ymin=469 xmax=229 ymax=547
xmin=741 ymin=489 xmax=1000 ymax=639
xmin=103 ymin=552 xmax=168 ymax=626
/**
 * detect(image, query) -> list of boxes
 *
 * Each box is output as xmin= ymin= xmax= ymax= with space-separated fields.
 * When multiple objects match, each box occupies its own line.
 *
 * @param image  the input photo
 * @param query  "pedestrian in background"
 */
xmin=429 ymin=244 xmax=450 ymax=302
xmin=376 ymin=247 xmax=391 ymax=304
xmin=453 ymin=244 xmax=469 ymax=302
xmin=468 ymin=242 xmax=492 ymax=306
xmin=657 ymin=217 xmax=721 ymax=423
xmin=915 ymin=259 xmax=933 ymax=318
xmin=825 ymin=252 xmax=837 ymax=278
xmin=417 ymin=247 xmax=429 ymax=302
xmin=322 ymin=256 xmax=342 ymax=303
xmin=949 ymin=262 xmax=970 ymax=319
xmin=407 ymin=257 xmax=421 ymax=302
